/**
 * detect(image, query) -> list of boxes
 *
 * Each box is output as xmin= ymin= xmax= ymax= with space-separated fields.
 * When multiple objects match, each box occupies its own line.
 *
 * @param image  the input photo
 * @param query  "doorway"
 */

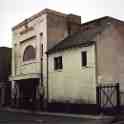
xmin=18 ymin=79 xmax=39 ymax=109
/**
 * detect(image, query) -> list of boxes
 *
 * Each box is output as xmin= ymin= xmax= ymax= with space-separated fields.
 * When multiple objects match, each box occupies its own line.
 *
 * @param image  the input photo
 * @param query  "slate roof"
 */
xmin=47 ymin=16 xmax=123 ymax=54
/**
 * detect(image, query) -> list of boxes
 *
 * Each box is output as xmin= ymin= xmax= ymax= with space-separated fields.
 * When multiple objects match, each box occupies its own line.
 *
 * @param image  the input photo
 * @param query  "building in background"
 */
xmin=47 ymin=16 xmax=124 ymax=113
xmin=0 ymin=47 xmax=11 ymax=106
xmin=9 ymin=8 xmax=81 ymax=109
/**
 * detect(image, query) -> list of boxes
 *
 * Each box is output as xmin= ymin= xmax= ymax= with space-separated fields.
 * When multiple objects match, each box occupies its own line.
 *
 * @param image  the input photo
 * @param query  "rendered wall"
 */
xmin=48 ymin=45 xmax=96 ymax=104
xmin=95 ymin=22 xmax=124 ymax=105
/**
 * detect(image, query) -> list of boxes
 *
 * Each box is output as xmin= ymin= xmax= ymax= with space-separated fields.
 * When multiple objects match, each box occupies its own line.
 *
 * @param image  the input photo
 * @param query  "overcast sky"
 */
xmin=0 ymin=0 xmax=124 ymax=47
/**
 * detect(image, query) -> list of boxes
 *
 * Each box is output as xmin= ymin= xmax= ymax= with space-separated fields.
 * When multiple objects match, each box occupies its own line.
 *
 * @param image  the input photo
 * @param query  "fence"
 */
xmin=96 ymin=82 xmax=120 ymax=114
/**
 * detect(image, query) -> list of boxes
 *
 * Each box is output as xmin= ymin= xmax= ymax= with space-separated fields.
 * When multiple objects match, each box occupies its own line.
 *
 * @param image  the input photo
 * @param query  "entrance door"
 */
xmin=19 ymin=79 xmax=39 ymax=109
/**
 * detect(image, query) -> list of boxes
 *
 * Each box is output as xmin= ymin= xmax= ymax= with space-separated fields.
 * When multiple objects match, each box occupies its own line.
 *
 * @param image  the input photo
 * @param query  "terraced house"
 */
xmin=10 ymin=8 xmax=124 ymax=113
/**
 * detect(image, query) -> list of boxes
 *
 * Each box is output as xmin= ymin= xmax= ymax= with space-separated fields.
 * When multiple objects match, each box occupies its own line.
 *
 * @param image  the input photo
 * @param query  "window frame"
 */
xmin=54 ymin=56 xmax=63 ymax=70
xmin=23 ymin=45 xmax=36 ymax=62
xmin=81 ymin=51 xmax=87 ymax=67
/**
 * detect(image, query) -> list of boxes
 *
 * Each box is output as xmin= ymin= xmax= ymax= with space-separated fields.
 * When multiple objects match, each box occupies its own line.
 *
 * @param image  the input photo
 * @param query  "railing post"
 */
xmin=96 ymin=85 xmax=101 ymax=114
xmin=116 ymin=83 xmax=120 ymax=112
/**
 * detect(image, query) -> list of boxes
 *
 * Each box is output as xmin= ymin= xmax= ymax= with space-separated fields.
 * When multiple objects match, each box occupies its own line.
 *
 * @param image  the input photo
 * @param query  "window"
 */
xmin=81 ymin=51 xmax=87 ymax=66
xmin=23 ymin=45 xmax=36 ymax=61
xmin=54 ymin=56 xmax=63 ymax=70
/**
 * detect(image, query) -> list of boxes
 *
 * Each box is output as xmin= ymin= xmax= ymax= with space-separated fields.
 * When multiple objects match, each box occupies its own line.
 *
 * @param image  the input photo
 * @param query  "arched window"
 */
xmin=23 ymin=45 xmax=36 ymax=61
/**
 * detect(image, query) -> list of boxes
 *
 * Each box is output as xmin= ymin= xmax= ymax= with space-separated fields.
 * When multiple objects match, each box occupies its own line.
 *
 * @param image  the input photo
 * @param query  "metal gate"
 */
xmin=97 ymin=82 xmax=120 ymax=114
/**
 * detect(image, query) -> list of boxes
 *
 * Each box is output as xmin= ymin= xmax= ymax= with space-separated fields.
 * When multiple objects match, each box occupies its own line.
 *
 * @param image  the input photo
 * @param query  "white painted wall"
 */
xmin=12 ymin=14 xmax=47 ymax=77
xmin=48 ymin=45 xmax=96 ymax=104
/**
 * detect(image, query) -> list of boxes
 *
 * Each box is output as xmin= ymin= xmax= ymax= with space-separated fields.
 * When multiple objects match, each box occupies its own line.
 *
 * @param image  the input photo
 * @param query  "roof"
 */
xmin=47 ymin=31 xmax=96 ymax=54
xmin=12 ymin=8 xmax=67 ymax=30
xmin=47 ymin=16 xmax=123 ymax=54
xmin=0 ymin=47 xmax=11 ymax=49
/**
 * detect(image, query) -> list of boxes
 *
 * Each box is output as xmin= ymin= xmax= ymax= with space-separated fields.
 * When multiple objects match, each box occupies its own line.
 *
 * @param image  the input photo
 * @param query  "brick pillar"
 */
xmin=35 ymin=80 xmax=40 ymax=110
xmin=1 ymin=87 xmax=5 ymax=105
xmin=15 ymin=82 xmax=20 ymax=108
xmin=11 ymin=80 xmax=15 ymax=107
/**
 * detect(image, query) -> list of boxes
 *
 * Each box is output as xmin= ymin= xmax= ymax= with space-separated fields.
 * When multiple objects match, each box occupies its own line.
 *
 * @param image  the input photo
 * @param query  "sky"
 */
xmin=0 ymin=0 xmax=124 ymax=47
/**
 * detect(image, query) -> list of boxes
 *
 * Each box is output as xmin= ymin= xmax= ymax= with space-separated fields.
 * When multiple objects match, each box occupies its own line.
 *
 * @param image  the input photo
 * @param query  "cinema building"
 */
xmin=10 ymin=8 xmax=81 ymax=109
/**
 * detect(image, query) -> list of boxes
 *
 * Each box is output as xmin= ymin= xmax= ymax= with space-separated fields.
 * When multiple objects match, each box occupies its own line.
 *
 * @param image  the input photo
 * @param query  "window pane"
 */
xmin=54 ymin=57 xmax=57 ymax=70
xmin=54 ymin=56 xmax=63 ymax=70
xmin=23 ymin=45 xmax=36 ymax=61
xmin=81 ymin=51 xmax=87 ymax=66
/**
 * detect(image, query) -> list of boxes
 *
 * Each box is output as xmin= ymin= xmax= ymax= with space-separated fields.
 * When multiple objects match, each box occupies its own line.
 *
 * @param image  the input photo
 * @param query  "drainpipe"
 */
xmin=94 ymin=41 xmax=99 ymax=112
xmin=94 ymin=41 xmax=98 ymax=85
xmin=46 ymin=53 xmax=49 ymax=110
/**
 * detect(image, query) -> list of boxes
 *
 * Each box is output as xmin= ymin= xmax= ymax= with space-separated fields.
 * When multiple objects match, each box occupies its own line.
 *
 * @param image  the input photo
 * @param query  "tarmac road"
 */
xmin=0 ymin=109 xmax=112 ymax=124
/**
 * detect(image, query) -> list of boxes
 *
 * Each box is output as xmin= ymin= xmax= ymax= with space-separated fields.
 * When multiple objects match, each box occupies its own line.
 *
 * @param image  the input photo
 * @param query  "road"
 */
xmin=0 ymin=110 xmax=112 ymax=124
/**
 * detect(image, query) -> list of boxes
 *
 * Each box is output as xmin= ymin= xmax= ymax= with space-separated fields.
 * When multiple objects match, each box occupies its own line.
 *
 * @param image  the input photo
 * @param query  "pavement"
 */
xmin=0 ymin=107 xmax=114 ymax=124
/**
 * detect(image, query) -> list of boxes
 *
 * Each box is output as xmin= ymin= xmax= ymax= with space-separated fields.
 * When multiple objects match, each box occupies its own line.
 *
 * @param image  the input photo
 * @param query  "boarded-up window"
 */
xmin=23 ymin=45 xmax=36 ymax=61
xmin=54 ymin=56 xmax=63 ymax=70
xmin=81 ymin=51 xmax=87 ymax=66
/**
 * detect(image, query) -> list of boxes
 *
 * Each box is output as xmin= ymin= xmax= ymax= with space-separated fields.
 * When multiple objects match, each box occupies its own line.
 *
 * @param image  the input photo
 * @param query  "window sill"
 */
xmin=22 ymin=59 xmax=36 ymax=65
xmin=81 ymin=66 xmax=89 ymax=69
xmin=54 ymin=69 xmax=63 ymax=72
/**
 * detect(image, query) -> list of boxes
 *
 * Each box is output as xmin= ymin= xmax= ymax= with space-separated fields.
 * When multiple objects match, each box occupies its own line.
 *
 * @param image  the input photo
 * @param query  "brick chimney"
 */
xmin=66 ymin=14 xmax=81 ymax=35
